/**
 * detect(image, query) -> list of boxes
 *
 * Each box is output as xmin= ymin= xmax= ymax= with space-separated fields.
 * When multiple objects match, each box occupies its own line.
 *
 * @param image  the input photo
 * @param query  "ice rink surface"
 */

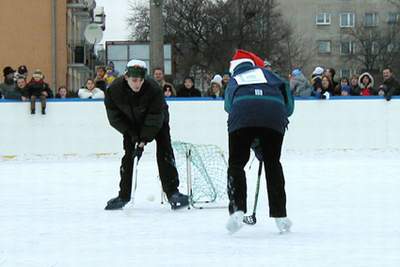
xmin=1 ymin=149 xmax=399 ymax=267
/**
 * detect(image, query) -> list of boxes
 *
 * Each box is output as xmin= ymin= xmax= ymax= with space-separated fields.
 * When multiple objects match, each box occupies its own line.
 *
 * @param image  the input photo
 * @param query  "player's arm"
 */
xmin=224 ymin=79 xmax=238 ymax=113
xmin=104 ymin=89 xmax=136 ymax=137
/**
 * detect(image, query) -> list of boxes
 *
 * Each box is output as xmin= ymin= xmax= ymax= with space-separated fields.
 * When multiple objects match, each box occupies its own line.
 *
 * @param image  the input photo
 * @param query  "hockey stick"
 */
xmin=243 ymin=160 xmax=263 ymax=225
xmin=131 ymin=145 xmax=143 ymax=203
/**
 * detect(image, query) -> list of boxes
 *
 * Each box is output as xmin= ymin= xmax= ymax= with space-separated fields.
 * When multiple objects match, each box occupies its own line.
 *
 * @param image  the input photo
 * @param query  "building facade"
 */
xmin=278 ymin=0 xmax=398 ymax=77
xmin=0 ymin=0 xmax=105 ymax=93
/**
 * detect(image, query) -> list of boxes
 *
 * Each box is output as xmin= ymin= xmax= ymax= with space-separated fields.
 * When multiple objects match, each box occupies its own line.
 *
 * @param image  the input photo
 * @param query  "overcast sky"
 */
xmin=96 ymin=0 xmax=146 ymax=44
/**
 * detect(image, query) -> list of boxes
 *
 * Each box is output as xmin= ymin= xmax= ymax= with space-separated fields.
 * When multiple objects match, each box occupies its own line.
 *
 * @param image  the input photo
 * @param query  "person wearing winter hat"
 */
xmin=4 ymin=75 xmax=29 ymax=100
xmin=290 ymin=68 xmax=313 ymax=97
xmin=224 ymin=49 xmax=292 ymax=234
xmin=334 ymin=77 xmax=350 ymax=96
xmin=312 ymin=66 xmax=324 ymax=77
xmin=341 ymin=84 xmax=352 ymax=96
xmin=104 ymin=64 xmax=117 ymax=87
xmin=311 ymin=66 xmax=324 ymax=93
xmin=312 ymin=75 xmax=333 ymax=99
xmin=358 ymin=72 xmax=375 ymax=96
xmin=17 ymin=65 xmax=28 ymax=79
xmin=27 ymin=69 xmax=53 ymax=114
xmin=207 ymin=74 xmax=224 ymax=98
xmin=104 ymin=59 xmax=189 ymax=210
xmin=0 ymin=66 xmax=16 ymax=99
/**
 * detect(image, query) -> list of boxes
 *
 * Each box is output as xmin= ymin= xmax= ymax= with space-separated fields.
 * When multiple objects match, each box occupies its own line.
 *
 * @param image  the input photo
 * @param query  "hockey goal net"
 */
xmin=172 ymin=141 xmax=228 ymax=208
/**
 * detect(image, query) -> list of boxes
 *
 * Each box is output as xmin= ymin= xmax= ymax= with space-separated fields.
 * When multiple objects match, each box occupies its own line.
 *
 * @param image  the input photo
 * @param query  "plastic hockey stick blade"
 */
xmin=243 ymin=213 xmax=257 ymax=225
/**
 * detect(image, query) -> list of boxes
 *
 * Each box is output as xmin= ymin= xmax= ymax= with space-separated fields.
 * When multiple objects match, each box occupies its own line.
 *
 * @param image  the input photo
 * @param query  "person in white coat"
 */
xmin=78 ymin=79 xmax=105 ymax=99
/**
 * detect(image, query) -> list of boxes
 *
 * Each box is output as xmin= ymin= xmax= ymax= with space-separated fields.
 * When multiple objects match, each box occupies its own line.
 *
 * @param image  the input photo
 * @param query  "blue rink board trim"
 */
xmin=0 ymin=96 xmax=399 ymax=103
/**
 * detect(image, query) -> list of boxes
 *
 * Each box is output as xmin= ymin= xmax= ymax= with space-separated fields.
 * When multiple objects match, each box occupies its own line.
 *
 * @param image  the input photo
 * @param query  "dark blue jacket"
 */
xmin=224 ymin=62 xmax=289 ymax=134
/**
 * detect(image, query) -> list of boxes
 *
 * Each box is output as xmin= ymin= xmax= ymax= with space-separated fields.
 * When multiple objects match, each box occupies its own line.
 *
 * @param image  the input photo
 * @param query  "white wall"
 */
xmin=0 ymin=99 xmax=399 ymax=157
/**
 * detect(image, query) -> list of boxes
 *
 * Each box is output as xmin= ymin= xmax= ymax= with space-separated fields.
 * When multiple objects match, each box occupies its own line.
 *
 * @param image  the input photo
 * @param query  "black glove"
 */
xmin=251 ymin=139 xmax=263 ymax=161
xmin=385 ymin=94 xmax=392 ymax=101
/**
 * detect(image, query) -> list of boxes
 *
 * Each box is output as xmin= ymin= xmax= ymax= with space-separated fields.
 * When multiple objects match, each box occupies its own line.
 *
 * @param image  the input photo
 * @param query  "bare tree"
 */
xmin=344 ymin=22 xmax=400 ymax=72
xmin=127 ymin=0 xmax=305 ymax=81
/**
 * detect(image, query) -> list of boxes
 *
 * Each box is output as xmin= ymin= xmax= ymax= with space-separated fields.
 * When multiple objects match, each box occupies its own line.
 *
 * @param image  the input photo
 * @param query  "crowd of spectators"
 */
xmin=290 ymin=66 xmax=400 ymax=101
xmin=1 ymin=61 xmax=400 ymax=115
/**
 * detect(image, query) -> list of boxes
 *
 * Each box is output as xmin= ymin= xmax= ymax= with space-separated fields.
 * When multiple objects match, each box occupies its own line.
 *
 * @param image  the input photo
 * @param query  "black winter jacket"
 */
xmin=104 ymin=76 xmax=167 ymax=143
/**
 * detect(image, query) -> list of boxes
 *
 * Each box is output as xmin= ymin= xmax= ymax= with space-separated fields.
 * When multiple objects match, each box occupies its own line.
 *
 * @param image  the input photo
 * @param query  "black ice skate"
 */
xmin=168 ymin=192 xmax=189 ymax=210
xmin=104 ymin=196 xmax=129 ymax=210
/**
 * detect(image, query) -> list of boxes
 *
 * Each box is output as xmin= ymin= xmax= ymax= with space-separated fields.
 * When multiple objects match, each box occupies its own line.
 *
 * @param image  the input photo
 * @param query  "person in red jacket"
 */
xmin=27 ymin=69 xmax=53 ymax=114
xmin=358 ymin=72 xmax=375 ymax=96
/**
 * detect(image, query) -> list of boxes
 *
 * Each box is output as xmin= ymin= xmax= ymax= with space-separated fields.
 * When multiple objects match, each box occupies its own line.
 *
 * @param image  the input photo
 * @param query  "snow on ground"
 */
xmin=0 ymin=149 xmax=399 ymax=267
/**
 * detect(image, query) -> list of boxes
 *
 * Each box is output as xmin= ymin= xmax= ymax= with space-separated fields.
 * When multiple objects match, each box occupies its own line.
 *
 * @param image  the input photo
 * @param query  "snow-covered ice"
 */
xmin=1 ymin=149 xmax=399 ymax=267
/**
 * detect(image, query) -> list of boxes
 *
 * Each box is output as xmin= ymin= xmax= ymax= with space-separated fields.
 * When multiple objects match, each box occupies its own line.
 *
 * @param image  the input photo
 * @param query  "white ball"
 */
xmin=146 ymin=194 xmax=155 ymax=202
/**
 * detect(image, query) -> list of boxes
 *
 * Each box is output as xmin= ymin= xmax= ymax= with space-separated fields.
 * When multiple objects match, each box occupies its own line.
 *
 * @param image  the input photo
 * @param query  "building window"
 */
xmin=388 ymin=12 xmax=399 ymax=24
xmin=365 ymin=13 xmax=378 ymax=27
xmin=340 ymin=13 xmax=355 ymax=27
xmin=316 ymin=13 xmax=331 ymax=25
xmin=318 ymin=40 xmax=331 ymax=54
xmin=340 ymin=41 xmax=355 ymax=55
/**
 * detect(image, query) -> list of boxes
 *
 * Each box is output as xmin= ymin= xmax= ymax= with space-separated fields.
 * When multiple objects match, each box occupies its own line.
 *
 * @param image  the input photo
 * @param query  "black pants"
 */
xmin=228 ymin=127 xmax=287 ymax=217
xmin=118 ymin=122 xmax=179 ymax=201
xmin=30 ymin=95 xmax=46 ymax=111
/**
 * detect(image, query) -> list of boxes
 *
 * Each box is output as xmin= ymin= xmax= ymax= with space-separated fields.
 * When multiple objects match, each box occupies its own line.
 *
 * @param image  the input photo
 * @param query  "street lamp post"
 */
xmin=150 ymin=0 xmax=164 ymax=74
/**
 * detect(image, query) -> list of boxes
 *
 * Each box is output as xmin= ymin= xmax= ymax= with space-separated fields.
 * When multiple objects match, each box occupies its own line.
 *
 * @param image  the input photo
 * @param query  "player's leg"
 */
xmin=155 ymin=121 xmax=188 ymax=209
xmin=226 ymin=127 xmax=255 ymax=233
xmin=105 ymin=134 xmax=134 ymax=210
xmin=259 ymin=128 xmax=291 ymax=232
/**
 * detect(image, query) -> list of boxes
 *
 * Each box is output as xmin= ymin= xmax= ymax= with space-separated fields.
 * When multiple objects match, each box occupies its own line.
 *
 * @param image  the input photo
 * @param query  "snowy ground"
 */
xmin=1 ymin=149 xmax=400 ymax=267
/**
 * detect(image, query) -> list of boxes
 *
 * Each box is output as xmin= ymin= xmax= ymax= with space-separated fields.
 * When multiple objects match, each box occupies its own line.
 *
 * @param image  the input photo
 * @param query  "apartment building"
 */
xmin=0 ymin=0 xmax=105 ymax=92
xmin=278 ymin=0 xmax=398 ymax=77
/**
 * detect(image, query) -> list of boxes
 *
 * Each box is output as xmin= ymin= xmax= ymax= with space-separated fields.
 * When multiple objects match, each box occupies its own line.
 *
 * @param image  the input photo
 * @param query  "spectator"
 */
xmin=350 ymin=75 xmax=361 ymax=96
xmin=27 ymin=69 xmax=52 ymax=115
xmin=206 ymin=74 xmax=224 ymax=98
xmin=55 ymin=86 xmax=71 ymax=99
xmin=290 ymin=68 xmax=313 ymax=97
xmin=311 ymin=66 xmax=324 ymax=92
xmin=177 ymin=77 xmax=201 ymax=97
xmin=222 ymin=72 xmax=231 ymax=91
xmin=312 ymin=75 xmax=333 ymax=99
xmin=153 ymin=67 xmax=166 ymax=88
xmin=334 ymin=77 xmax=350 ymax=96
xmin=78 ymin=78 xmax=105 ymax=99
xmin=107 ymin=61 xmax=119 ymax=76
xmin=17 ymin=65 xmax=28 ymax=79
xmin=358 ymin=72 xmax=374 ymax=96
xmin=8 ymin=76 xmax=29 ymax=100
xmin=379 ymin=68 xmax=400 ymax=101
xmin=163 ymin=82 xmax=176 ymax=97
xmin=0 ymin=66 xmax=16 ymax=99
xmin=341 ymin=85 xmax=351 ymax=96
xmin=94 ymin=66 xmax=107 ymax=91
xmin=104 ymin=63 xmax=118 ymax=87
xmin=325 ymin=68 xmax=338 ymax=89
